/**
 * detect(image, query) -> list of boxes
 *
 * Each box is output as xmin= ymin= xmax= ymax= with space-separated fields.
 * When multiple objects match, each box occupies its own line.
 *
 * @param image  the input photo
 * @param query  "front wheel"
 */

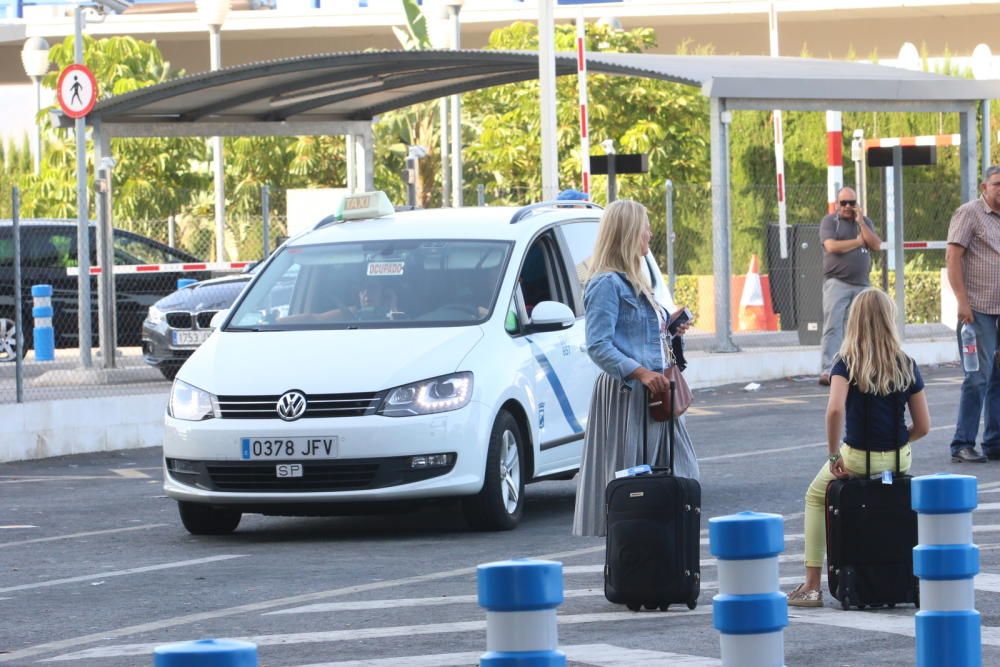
xmin=462 ymin=410 xmax=525 ymax=531
xmin=178 ymin=501 xmax=241 ymax=535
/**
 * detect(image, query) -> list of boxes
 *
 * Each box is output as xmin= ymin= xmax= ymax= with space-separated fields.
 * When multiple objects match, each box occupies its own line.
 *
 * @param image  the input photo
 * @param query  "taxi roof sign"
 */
xmin=336 ymin=191 xmax=395 ymax=221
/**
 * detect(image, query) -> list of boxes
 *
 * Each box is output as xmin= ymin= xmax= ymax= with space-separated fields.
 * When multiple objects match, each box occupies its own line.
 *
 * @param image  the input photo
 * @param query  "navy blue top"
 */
xmin=831 ymin=357 xmax=924 ymax=452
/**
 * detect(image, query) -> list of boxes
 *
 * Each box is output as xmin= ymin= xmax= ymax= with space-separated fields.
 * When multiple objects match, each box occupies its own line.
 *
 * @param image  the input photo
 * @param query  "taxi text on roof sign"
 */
xmin=337 ymin=191 xmax=395 ymax=221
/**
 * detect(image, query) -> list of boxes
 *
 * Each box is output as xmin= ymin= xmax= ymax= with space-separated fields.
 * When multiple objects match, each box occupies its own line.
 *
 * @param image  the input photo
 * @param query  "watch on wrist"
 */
xmin=828 ymin=453 xmax=841 ymax=464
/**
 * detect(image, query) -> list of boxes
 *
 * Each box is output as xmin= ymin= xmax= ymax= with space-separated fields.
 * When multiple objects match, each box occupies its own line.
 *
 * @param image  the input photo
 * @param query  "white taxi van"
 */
xmin=163 ymin=192 xmax=670 ymax=534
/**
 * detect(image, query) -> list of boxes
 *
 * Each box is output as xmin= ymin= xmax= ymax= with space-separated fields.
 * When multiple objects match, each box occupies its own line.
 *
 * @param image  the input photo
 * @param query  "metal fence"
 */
xmin=1 ymin=179 xmax=958 ymax=404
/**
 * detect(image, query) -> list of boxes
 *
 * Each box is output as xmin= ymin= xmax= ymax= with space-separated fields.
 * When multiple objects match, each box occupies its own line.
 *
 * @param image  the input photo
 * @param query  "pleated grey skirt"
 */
xmin=572 ymin=372 xmax=700 ymax=537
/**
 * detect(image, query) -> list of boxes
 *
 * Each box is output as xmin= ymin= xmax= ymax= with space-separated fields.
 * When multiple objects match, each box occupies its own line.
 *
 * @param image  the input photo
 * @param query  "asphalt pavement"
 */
xmin=1 ymin=362 xmax=997 ymax=666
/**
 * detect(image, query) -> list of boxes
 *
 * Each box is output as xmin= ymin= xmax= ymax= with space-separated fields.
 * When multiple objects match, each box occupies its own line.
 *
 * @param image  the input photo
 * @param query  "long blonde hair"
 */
xmin=838 ymin=288 xmax=915 ymax=395
xmin=588 ymin=199 xmax=651 ymax=295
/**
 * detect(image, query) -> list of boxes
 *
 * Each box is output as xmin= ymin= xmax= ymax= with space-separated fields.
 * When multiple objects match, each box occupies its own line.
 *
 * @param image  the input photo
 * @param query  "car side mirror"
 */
xmin=525 ymin=301 xmax=575 ymax=333
xmin=210 ymin=309 xmax=230 ymax=329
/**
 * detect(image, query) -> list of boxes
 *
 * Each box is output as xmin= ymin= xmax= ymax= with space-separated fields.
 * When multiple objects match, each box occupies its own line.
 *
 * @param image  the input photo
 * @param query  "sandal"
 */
xmin=787 ymin=584 xmax=823 ymax=607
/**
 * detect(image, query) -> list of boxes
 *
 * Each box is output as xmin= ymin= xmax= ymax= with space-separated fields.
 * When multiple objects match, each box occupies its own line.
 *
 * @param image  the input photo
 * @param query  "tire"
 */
xmin=178 ymin=501 xmax=241 ymax=535
xmin=159 ymin=365 xmax=181 ymax=381
xmin=0 ymin=318 xmax=19 ymax=363
xmin=462 ymin=410 xmax=525 ymax=531
xmin=626 ymin=602 xmax=642 ymax=612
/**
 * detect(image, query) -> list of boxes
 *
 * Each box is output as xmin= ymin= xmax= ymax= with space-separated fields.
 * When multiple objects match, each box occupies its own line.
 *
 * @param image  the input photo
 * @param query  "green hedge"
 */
xmin=665 ymin=270 xmax=941 ymax=326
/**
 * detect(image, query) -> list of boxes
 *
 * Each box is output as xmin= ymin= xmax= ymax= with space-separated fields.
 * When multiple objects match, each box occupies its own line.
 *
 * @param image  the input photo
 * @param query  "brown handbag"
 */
xmin=648 ymin=346 xmax=692 ymax=421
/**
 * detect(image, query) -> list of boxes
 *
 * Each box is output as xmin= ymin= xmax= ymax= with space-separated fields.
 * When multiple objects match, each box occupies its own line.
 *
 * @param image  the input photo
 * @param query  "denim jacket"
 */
xmin=584 ymin=271 xmax=686 ymax=386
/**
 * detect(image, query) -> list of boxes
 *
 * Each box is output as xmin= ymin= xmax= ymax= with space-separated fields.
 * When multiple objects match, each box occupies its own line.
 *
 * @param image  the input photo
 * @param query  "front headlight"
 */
xmin=147 ymin=305 xmax=164 ymax=325
xmin=168 ymin=380 xmax=219 ymax=421
xmin=379 ymin=372 xmax=473 ymax=417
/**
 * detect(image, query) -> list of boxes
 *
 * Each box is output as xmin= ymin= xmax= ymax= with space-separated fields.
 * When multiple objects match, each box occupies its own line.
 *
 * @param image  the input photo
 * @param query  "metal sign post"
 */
xmin=13 ymin=187 xmax=24 ymax=403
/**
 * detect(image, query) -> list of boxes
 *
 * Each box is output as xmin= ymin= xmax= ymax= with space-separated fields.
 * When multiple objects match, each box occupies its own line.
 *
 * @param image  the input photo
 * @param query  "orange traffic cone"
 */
xmin=738 ymin=254 xmax=769 ymax=331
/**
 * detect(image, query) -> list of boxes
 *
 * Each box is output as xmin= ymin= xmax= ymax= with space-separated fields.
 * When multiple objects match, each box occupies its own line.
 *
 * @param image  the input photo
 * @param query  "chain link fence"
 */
xmin=2 ymin=179 xmax=959 ymax=403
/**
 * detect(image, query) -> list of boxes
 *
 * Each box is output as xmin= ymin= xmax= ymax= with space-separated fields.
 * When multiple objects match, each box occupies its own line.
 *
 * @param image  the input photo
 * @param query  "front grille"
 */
xmin=205 ymin=460 xmax=379 ymax=491
xmin=166 ymin=312 xmax=193 ymax=329
xmin=216 ymin=392 xmax=383 ymax=419
xmin=196 ymin=311 xmax=217 ymax=328
xmin=166 ymin=456 xmax=455 ymax=493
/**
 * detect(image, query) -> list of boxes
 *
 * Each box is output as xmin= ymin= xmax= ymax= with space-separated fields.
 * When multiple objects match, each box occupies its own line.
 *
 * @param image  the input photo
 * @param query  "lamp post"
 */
xmin=20 ymin=37 xmax=50 ymax=176
xmin=197 ymin=0 xmax=230 ymax=262
xmin=445 ymin=0 xmax=463 ymax=207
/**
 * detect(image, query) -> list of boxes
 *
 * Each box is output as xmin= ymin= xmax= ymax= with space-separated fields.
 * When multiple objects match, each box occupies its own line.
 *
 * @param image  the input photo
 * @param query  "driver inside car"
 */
xmin=279 ymin=284 xmax=399 ymax=323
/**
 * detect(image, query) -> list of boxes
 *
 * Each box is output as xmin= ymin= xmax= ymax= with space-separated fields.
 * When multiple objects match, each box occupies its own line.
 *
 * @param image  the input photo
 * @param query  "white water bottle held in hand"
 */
xmin=961 ymin=323 xmax=980 ymax=373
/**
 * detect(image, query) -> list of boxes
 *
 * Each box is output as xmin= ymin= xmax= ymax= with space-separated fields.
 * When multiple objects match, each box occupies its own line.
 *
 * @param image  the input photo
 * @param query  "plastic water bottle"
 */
xmin=961 ymin=323 xmax=980 ymax=373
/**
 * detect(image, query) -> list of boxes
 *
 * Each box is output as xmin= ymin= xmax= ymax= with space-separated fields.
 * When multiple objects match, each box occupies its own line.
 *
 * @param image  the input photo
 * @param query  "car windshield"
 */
xmin=226 ymin=239 xmax=512 ymax=330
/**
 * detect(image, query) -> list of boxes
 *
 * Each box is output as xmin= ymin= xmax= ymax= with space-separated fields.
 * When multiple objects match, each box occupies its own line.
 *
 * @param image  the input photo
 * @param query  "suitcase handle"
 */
xmin=642 ymin=381 xmax=676 ymax=474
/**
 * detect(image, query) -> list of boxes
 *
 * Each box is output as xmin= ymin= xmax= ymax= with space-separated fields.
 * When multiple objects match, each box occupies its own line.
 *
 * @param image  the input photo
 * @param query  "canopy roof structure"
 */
xmin=64 ymin=50 xmax=1000 ymax=132
xmin=61 ymin=49 xmax=1000 ymax=352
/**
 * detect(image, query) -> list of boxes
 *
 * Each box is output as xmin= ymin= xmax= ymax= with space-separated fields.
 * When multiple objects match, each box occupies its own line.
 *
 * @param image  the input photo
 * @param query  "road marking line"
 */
xmin=976 ymin=502 xmax=1000 ymax=512
xmin=40 ymin=611 xmax=714 ymax=661
xmin=268 ymin=577 xmax=808 ymax=617
xmin=289 ymin=644 xmax=721 ymax=667
xmin=701 ymin=423 xmax=955 ymax=462
xmin=0 ymin=544 xmax=604 ymax=664
xmin=788 ymin=608 xmax=1000 ymax=646
xmin=0 ymin=524 xmax=167 ymax=549
xmin=109 ymin=468 xmax=151 ymax=479
xmin=0 ymin=525 xmax=38 ymax=529
xmin=0 ymin=555 xmax=247 ymax=594
xmin=0 ymin=475 xmax=129 ymax=484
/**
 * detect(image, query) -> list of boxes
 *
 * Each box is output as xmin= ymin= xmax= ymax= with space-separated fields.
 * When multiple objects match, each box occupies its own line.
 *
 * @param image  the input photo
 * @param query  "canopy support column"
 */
xmin=710 ymin=97 xmax=738 ymax=353
xmin=92 ymin=121 xmax=117 ymax=369
xmin=960 ymin=106 xmax=978 ymax=202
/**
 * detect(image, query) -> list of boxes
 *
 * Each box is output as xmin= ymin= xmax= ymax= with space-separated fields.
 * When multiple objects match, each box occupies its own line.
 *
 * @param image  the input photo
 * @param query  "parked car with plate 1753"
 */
xmin=162 ymin=192 xmax=670 ymax=535
xmin=142 ymin=272 xmax=253 ymax=380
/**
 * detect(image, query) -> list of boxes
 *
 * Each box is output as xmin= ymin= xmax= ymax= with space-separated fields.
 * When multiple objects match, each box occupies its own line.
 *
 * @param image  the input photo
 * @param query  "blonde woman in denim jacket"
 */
xmin=572 ymin=200 xmax=699 ymax=537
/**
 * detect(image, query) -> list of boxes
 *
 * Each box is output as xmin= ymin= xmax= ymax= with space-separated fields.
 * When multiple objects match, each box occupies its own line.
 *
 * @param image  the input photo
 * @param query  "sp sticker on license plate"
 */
xmin=276 ymin=463 xmax=303 ymax=478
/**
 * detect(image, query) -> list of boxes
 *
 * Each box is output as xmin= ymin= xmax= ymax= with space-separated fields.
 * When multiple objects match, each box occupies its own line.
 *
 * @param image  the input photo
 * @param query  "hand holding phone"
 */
xmin=667 ymin=307 xmax=693 ymax=335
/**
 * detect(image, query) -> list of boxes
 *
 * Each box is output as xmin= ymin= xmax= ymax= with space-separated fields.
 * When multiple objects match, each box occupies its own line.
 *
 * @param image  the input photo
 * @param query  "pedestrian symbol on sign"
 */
xmin=56 ymin=64 xmax=98 ymax=119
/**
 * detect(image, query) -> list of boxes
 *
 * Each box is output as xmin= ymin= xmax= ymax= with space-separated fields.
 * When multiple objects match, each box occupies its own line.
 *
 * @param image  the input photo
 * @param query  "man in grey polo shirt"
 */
xmin=945 ymin=165 xmax=1000 ymax=463
xmin=818 ymin=187 xmax=882 ymax=385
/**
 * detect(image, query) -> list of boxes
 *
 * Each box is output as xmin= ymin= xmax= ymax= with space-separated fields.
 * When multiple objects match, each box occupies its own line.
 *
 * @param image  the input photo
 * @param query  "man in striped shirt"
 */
xmin=946 ymin=165 xmax=1000 ymax=463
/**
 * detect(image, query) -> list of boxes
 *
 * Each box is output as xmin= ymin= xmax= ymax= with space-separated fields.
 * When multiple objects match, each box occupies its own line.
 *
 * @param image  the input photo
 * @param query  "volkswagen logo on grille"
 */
xmin=276 ymin=391 xmax=307 ymax=421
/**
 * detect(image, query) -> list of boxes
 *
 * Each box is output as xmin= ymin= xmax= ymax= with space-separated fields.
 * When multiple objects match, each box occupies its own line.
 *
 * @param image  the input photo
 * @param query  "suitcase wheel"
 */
xmin=659 ymin=604 xmax=671 ymax=612
xmin=840 ymin=596 xmax=850 ymax=611
xmin=643 ymin=602 xmax=659 ymax=611
xmin=686 ymin=598 xmax=697 ymax=610
xmin=887 ymin=603 xmax=895 ymax=609
xmin=626 ymin=603 xmax=642 ymax=612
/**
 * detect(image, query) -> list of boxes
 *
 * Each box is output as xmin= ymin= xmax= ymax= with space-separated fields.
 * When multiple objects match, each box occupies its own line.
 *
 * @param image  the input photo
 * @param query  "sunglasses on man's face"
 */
xmin=839 ymin=200 xmax=857 ymax=207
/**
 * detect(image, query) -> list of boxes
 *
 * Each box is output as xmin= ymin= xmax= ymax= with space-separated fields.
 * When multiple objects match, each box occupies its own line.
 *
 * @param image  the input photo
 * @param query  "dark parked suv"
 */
xmin=0 ymin=220 xmax=208 ymax=361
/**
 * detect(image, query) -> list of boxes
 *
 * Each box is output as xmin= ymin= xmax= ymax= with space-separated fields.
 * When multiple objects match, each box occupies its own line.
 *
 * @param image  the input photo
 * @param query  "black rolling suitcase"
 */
xmin=604 ymin=382 xmax=701 ymax=612
xmin=825 ymin=398 xmax=919 ymax=611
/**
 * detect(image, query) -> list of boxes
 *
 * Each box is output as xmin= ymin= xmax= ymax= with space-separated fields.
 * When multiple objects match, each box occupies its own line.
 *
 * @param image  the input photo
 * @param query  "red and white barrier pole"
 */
xmin=768 ymin=3 xmax=787 ymax=258
xmin=826 ymin=110 xmax=843 ymax=214
xmin=576 ymin=14 xmax=590 ymax=196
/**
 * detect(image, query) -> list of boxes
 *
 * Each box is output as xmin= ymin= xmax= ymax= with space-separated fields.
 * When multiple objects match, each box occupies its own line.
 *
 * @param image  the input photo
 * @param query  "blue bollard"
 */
xmin=153 ymin=638 xmax=257 ymax=666
xmin=710 ymin=511 xmax=787 ymax=667
xmin=30 ymin=284 xmax=54 ymax=361
xmin=477 ymin=558 xmax=565 ymax=666
xmin=912 ymin=474 xmax=981 ymax=667
xmin=177 ymin=278 xmax=198 ymax=289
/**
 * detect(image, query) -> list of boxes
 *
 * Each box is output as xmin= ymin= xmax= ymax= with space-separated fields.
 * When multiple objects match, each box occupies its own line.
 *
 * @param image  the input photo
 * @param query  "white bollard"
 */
xmin=710 ymin=511 xmax=787 ymax=667
xmin=912 ymin=473 xmax=980 ymax=667
xmin=477 ymin=558 xmax=565 ymax=666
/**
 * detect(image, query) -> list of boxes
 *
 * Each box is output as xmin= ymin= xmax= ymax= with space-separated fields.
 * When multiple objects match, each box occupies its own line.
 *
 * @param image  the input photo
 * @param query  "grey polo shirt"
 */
xmin=820 ymin=213 xmax=875 ymax=285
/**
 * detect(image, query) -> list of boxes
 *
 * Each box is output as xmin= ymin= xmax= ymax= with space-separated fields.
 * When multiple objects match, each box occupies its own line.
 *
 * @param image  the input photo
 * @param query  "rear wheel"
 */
xmin=462 ymin=410 xmax=525 ymax=531
xmin=178 ymin=501 xmax=241 ymax=535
